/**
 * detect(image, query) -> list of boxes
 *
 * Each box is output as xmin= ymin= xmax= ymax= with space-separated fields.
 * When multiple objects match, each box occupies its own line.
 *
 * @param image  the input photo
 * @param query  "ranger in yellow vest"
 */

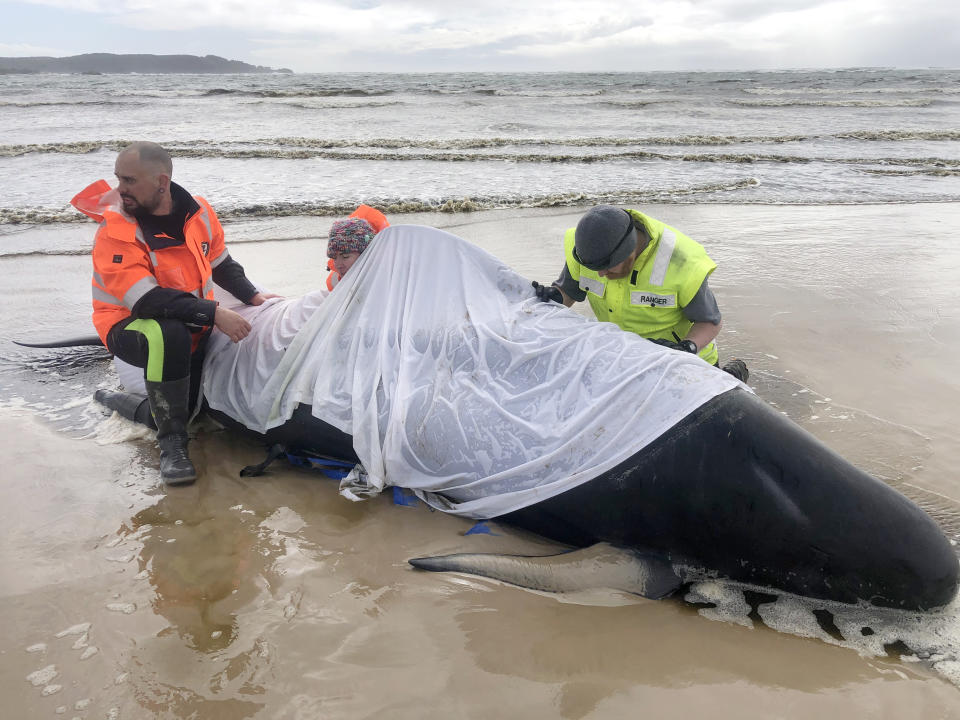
xmin=533 ymin=205 xmax=747 ymax=381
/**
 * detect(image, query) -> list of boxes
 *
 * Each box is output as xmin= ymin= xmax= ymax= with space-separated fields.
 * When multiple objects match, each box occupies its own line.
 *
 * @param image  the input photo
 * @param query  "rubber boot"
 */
xmin=145 ymin=376 xmax=197 ymax=486
xmin=721 ymin=358 xmax=749 ymax=384
xmin=93 ymin=389 xmax=157 ymax=430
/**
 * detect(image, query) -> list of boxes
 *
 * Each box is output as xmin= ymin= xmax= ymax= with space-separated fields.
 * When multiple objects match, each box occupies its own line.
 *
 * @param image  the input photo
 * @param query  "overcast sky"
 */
xmin=2 ymin=0 xmax=959 ymax=73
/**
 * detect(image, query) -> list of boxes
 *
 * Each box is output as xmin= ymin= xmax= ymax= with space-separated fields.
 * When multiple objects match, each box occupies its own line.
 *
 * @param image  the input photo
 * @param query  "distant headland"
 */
xmin=0 ymin=53 xmax=293 ymax=75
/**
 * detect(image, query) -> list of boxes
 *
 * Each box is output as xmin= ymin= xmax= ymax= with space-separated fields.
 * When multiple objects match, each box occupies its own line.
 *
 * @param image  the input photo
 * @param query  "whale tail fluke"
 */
xmin=13 ymin=335 xmax=104 ymax=348
xmin=409 ymin=542 xmax=683 ymax=600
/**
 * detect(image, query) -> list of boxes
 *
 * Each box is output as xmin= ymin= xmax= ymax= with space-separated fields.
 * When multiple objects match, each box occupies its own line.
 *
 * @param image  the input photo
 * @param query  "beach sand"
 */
xmin=3 ymin=203 xmax=960 ymax=718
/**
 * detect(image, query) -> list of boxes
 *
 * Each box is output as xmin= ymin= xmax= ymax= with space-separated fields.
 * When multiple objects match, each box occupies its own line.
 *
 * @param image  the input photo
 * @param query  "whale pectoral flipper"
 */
xmin=408 ymin=542 xmax=683 ymax=600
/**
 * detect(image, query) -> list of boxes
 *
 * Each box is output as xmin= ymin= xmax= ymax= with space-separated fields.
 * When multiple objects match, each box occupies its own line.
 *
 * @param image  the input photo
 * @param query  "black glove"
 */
xmin=648 ymin=337 xmax=683 ymax=351
xmin=532 ymin=281 xmax=563 ymax=304
xmin=649 ymin=337 xmax=698 ymax=353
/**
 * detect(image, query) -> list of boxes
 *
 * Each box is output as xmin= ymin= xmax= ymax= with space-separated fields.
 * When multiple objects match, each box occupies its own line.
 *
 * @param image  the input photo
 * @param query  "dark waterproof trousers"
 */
xmin=106 ymin=317 xmax=208 ymax=412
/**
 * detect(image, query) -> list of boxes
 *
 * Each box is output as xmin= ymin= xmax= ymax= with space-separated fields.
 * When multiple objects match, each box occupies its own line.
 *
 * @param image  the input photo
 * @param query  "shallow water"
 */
xmin=4 ymin=410 xmax=960 ymax=720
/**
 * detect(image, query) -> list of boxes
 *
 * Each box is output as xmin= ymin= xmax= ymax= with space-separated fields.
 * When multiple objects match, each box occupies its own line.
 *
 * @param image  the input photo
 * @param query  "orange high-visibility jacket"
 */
xmin=72 ymin=180 xmax=226 ymax=348
xmin=325 ymin=204 xmax=390 ymax=291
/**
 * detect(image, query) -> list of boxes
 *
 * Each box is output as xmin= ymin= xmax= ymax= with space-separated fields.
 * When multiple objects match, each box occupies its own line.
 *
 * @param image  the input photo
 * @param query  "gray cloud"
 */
xmin=6 ymin=0 xmax=960 ymax=71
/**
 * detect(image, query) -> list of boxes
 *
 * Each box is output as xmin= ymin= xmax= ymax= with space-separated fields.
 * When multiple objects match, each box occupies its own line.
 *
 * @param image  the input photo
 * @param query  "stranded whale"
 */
xmin=95 ymin=224 xmax=958 ymax=611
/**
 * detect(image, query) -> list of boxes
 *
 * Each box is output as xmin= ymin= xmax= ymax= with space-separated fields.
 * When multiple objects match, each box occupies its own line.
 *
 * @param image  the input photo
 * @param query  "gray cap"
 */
xmin=573 ymin=205 xmax=637 ymax=270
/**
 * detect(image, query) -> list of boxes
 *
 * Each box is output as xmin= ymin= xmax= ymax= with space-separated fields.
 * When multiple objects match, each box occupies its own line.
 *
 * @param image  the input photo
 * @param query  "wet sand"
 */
xmin=3 ymin=203 xmax=960 ymax=717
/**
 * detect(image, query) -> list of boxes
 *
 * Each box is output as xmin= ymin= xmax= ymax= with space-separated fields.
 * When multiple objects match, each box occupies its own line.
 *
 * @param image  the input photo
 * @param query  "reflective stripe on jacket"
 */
xmin=73 ymin=179 xmax=224 ymax=347
xmin=563 ymin=209 xmax=719 ymax=365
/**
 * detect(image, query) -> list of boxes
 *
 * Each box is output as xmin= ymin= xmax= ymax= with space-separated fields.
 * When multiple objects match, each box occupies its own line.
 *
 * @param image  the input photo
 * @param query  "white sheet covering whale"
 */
xmin=201 ymin=224 xmax=740 ymax=517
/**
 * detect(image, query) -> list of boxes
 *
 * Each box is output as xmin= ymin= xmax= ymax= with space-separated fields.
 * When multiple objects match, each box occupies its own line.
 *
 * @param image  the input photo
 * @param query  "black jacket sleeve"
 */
xmin=131 ymin=287 xmax=218 ymax=327
xmin=556 ymin=263 xmax=587 ymax=302
xmin=680 ymin=278 xmax=722 ymax=325
xmin=211 ymin=254 xmax=257 ymax=304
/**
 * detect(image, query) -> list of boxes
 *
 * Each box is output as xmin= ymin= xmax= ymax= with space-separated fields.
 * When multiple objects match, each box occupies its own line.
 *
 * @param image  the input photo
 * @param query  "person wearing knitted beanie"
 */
xmin=327 ymin=217 xmax=375 ymax=279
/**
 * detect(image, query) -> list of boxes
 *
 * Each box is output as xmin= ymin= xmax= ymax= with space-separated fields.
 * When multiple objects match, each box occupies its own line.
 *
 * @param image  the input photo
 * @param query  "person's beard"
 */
xmin=126 ymin=191 xmax=163 ymax=217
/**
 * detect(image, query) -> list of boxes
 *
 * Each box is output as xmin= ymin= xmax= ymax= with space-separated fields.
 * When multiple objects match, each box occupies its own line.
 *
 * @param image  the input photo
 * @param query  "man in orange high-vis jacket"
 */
xmin=325 ymin=205 xmax=389 ymax=290
xmin=74 ymin=141 xmax=279 ymax=486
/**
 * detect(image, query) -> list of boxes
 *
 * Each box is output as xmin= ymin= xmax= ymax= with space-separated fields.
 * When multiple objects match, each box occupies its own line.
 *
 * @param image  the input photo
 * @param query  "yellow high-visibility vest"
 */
xmin=564 ymin=209 xmax=719 ymax=364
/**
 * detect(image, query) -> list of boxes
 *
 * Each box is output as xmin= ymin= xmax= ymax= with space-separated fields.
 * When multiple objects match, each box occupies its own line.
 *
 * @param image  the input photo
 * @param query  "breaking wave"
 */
xmin=249 ymin=100 xmax=406 ymax=110
xmin=729 ymin=98 xmax=936 ymax=108
xmin=3 ymin=130 xmax=958 ymax=158
xmin=0 ymin=100 xmax=136 ymax=108
xmin=594 ymin=100 xmax=671 ymax=109
xmin=1 ymin=140 xmax=954 ymax=173
xmin=473 ymin=88 xmax=604 ymax=97
xmin=861 ymin=168 xmax=960 ymax=177
xmin=0 ymin=208 xmax=87 ymax=225
xmin=0 ymin=178 xmax=760 ymax=229
xmin=0 ymin=246 xmax=90 ymax=258
xmin=202 ymin=87 xmax=393 ymax=98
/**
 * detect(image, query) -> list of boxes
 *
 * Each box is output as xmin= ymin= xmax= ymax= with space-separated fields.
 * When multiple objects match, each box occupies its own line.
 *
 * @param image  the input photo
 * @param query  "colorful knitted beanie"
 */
xmin=327 ymin=217 xmax=375 ymax=258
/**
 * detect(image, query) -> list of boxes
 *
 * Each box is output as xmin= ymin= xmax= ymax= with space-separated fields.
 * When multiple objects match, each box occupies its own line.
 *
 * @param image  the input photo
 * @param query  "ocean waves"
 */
xmin=0 ymin=178 xmax=761 ymax=232
xmin=222 ymin=177 xmax=762 ymax=216
xmin=862 ymin=167 xmax=960 ymax=177
xmin=250 ymin=100 xmax=406 ymax=110
xmin=0 ymin=141 xmax=130 ymax=156
xmin=0 ymin=245 xmax=90 ymax=258
xmin=0 ymin=69 xmax=957 ymax=221
xmin=728 ymin=98 xmax=938 ymax=108
xmin=0 ymin=100 xmax=136 ymax=108
xmin=3 ymin=129 xmax=959 ymax=157
xmin=0 ymin=137 xmax=954 ymax=189
xmin=201 ymin=87 xmax=392 ymax=98
xmin=0 ymin=208 xmax=90 ymax=226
